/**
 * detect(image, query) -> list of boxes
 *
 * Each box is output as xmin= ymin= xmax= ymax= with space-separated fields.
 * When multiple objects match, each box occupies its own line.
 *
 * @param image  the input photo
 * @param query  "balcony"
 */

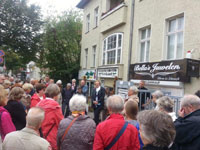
xmin=100 ymin=3 xmax=127 ymax=33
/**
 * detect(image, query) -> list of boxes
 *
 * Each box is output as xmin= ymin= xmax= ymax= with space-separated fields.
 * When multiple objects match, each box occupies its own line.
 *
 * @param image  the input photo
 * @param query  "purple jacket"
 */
xmin=0 ymin=106 xmax=16 ymax=140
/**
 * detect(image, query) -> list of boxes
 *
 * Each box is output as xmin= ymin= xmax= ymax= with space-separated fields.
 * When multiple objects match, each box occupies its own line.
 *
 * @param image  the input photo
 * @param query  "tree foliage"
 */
xmin=0 ymin=0 xmax=43 ymax=71
xmin=41 ymin=10 xmax=82 ymax=84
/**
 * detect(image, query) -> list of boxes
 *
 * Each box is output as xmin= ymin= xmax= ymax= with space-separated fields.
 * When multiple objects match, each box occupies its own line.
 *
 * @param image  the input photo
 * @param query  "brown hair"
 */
xmin=9 ymin=87 xmax=24 ymax=101
xmin=35 ymin=83 xmax=45 ymax=93
xmin=125 ymin=100 xmax=138 ymax=120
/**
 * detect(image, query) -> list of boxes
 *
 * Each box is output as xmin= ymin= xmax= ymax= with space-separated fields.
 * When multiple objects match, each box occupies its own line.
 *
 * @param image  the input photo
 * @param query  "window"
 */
xmin=166 ymin=16 xmax=184 ymax=59
xmin=92 ymin=45 xmax=96 ymax=67
xmin=85 ymin=48 xmax=88 ymax=68
xmin=109 ymin=0 xmax=124 ymax=10
xmin=139 ymin=27 xmax=151 ymax=62
xmin=94 ymin=7 xmax=99 ymax=28
xmin=86 ymin=14 xmax=90 ymax=33
xmin=102 ymin=33 xmax=123 ymax=65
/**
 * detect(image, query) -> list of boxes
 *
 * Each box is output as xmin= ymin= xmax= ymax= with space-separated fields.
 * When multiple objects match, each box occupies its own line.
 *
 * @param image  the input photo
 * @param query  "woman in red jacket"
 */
xmin=37 ymin=84 xmax=64 ymax=150
xmin=30 ymin=83 xmax=46 ymax=108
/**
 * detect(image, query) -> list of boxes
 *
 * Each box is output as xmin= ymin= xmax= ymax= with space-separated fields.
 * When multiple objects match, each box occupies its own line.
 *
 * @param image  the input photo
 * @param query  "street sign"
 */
xmin=0 ymin=57 xmax=3 ymax=64
xmin=0 ymin=50 xmax=5 ymax=57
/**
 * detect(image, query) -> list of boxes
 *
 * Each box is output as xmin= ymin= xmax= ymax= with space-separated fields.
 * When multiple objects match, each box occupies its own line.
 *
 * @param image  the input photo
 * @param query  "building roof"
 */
xmin=76 ymin=0 xmax=90 ymax=9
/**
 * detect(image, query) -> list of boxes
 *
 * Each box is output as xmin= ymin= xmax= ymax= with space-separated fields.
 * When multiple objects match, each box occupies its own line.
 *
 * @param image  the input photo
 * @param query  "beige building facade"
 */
xmin=77 ymin=0 xmax=134 ymax=94
xmin=130 ymin=0 xmax=200 ymax=96
xmin=77 ymin=0 xmax=200 ymax=97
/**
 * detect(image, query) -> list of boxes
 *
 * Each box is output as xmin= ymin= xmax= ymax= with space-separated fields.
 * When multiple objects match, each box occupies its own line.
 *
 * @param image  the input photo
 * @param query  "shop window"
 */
xmin=139 ymin=27 xmax=151 ymax=62
xmin=102 ymin=33 xmax=123 ymax=65
xmin=166 ymin=16 xmax=184 ymax=60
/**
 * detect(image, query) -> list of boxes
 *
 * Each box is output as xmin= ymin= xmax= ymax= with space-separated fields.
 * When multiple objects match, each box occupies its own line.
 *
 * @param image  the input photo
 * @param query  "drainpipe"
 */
xmin=127 ymin=0 xmax=135 ymax=81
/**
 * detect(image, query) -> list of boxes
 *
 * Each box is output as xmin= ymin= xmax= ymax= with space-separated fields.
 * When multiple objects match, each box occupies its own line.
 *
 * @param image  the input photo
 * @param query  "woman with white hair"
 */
xmin=137 ymin=110 xmax=175 ymax=150
xmin=57 ymin=94 xmax=96 ymax=150
xmin=143 ymin=90 xmax=164 ymax=110
xmin=126 ymin=86 xmax=139 ymax=103
xmin=157 ymin=96 xmax=177 ymax=121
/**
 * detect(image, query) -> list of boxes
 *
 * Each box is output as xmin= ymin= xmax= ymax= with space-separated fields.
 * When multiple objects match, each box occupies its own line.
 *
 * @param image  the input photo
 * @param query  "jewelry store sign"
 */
xmin=98 ymin=68 xmax=118 ymax=78
xmin=129 ymin=59 xmax=200 ymax=82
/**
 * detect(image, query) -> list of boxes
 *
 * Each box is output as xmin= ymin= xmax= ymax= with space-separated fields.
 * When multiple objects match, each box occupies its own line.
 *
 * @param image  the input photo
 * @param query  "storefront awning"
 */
xmin=129 ymin=59 xmax=200 ymax=82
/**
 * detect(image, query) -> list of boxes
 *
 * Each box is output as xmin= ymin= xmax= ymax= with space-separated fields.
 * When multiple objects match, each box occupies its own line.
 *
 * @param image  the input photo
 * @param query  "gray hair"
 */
xmin=157 ymin=96 xmax=174 ymax=112
xmin=69 ymin=94 xmax=87 ymax=112
xmin=106 ymin=95 xmax=124 ymax=113
xmin=181 ymin=95 xmax=200 ymax=109
xmin=26 ymin=107 xmax=45 ymax=129
xmin=129 ymin=86 xmax=139 ymax=94
xmin=45 ymin=84 xmax=60 ymax=98
xmin=152 ymin=90 xmax=163 ymax=99
xmin=67 ymin=83 xmax=72 ymax=87
xmin=22 ymin=83 xmax=33 ymax=91
xmin=72 ymin=79 xmax=76 ymax=82
xmin=137 ymin=110 xmax=176 ymax=147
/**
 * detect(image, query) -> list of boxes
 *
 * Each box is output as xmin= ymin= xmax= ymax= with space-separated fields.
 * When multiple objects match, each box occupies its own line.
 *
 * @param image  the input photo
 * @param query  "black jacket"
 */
xmin=171 ymin=109 xmax=200 ymax=150
xmin=91 ymin=87 xmax=105 ymax=109
xmin=62 ymin=88 xmax=73 ymax=104
xmin=143 ymin=145 xmax=169 ymax=150
xmin=4 ymin=100 xmax=26 ymax=130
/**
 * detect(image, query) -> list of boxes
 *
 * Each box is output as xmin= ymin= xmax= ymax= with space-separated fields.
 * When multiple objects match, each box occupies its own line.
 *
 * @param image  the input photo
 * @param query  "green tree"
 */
xmin=41 ymin=10 xmax=82 ymax=84
xmin=0 ymin=0 xmax=43 ymax=69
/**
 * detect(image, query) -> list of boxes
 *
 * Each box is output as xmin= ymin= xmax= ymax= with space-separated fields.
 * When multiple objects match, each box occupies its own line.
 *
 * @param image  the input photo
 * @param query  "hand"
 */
xmin=93 ymin=101 xmax=98 ymax=105
xmin=178 ymin=108 xmax=185 ymax=118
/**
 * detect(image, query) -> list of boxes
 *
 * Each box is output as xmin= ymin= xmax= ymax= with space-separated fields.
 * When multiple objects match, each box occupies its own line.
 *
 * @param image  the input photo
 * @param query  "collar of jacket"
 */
xmin=183 ymin=109 xmax=200 ymax=119
xmin=143 ymin=144 xmax=169 ymax=150
xmin=21 ymin=127 xmax=40 ymax=136
xmin=107 ymin=113 xmax=124 ymax=120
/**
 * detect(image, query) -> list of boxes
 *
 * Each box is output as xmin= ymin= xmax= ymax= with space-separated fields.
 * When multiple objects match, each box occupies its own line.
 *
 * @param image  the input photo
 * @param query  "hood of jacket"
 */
xmin=37 ymin=98 xmax=60 ymax=110
xmin=0 ymin=106 xmax=8 ymax=113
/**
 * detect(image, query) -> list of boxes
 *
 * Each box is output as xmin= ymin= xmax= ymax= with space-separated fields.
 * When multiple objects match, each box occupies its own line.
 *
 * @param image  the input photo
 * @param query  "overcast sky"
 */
xmin=28 ymin=0 xmax=81 ymax=18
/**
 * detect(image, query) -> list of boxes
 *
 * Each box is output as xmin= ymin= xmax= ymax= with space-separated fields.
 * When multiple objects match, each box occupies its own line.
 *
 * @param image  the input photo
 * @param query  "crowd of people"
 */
xmin=0 ymin=74 xmax=200 ymax=150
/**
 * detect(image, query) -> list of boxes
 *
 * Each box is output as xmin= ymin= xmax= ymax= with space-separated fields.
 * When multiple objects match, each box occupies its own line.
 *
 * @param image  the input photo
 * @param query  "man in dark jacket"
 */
xmin=91 ymin=80 xmax=105 ymax=125
xmin=172 ymin=95 xmax=200 ymax=150
xmin=62 ymin=83 xmax=73 ymax=117
xmin=138 ymin=80 xmax=150 ymax=110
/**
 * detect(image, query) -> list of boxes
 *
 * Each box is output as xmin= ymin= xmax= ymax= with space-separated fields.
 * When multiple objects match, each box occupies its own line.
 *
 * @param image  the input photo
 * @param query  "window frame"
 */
xmin=86 ymin=14 xmax=90 ymax=33
xmin=92 ymin=45 xmax=97 ymax=67
xmin=85 ymin=48 xmax=88 ymax=68
xmin=94 ymin=7 xmax=99 ymax=28
xmin=139 ymin=27 xmax=151 ymax=62
xmin=102 ymin=33 xmax=123 ymax=65
xmin=166 ymin=15 xmax=184 ymax=60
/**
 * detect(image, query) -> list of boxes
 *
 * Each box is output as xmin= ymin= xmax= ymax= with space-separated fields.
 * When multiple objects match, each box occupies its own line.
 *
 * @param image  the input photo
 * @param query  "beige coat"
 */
xmin=3 ymin=127 xmax=51 ymax=150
